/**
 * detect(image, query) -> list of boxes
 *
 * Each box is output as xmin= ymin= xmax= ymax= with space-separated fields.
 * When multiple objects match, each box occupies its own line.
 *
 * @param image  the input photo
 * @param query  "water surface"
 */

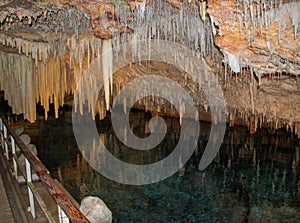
xmin=27 ymin=112 xmax=300 ymax=223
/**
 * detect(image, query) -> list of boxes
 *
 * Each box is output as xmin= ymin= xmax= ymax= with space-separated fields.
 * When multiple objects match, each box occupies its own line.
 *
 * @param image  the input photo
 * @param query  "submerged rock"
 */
xmin=27 ymin=144 xmax=37 ymax=156
xmin=19 ymin=143 xmax=37 ymax=165
xmin=19 ymin=134 xmax=31 ymax=145
xmin=14 ymin=126 xmax=24 ymax=136
xmin=80 ymin=196 xmax=112 ymax=223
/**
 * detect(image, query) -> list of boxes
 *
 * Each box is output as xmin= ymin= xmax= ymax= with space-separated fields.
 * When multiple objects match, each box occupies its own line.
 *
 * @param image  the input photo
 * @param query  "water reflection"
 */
xmin=28 ymin=112 xmax=300 ymax=222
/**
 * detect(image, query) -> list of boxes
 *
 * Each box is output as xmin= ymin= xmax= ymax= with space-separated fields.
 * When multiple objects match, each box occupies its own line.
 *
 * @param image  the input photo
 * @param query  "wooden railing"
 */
xmin=0 ymin=116 xmax=90 ymax=223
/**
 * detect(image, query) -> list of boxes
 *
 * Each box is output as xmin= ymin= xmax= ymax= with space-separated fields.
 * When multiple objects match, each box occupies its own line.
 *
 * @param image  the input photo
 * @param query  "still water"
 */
xmin=26 ymin=111 xmax=300 ymax=223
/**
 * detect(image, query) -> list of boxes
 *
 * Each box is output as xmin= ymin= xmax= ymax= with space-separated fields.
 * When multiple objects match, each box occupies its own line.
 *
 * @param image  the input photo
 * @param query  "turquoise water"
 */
xmin=28 ymin=112 xmax=300 ymax=222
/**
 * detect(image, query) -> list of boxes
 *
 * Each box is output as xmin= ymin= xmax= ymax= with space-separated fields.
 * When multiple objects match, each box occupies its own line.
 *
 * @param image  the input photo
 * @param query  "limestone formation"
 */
xmin=0 ymin=0 xmax=299 ymax=137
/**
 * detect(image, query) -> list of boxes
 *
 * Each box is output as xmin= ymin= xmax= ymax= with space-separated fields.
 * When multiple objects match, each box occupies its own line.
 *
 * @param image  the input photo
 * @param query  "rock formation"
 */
xmin=0 ymin=0 xmax=299 ymax=137
xmin=80 ymin=196 xmax=112 ymax=223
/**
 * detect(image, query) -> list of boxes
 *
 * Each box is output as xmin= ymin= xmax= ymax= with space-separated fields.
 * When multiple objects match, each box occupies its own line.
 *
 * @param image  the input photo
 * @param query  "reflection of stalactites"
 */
xmin=281 ymin=169 xmax=287 ymax=191
xmin=296 ymin=146 xmax=300 ymax=165
xmin=252 ymin=147 xmax=256 ymax=167
xmin=256 ymin=160 xmax=260 ymax=181
xmin=57 ymin=167 xmax=63 ymax=184
xmin=178 ymin=155 xmax=185 ymax=177
xmin=91 ymin=174 xmax=101 ymax=191
xmin=293 ymin=146 xmax=300 ymax=169
xmin=124 ymin=126 xmax=127 ymax=145
xmin=123 ymin=97 xmax=127 ymax=114
xmin=179 ymin=101 xmax=184 ymax=125
xmin=91 ymin=137 xmax=96 ymax=166
xmin=76 ymin=154 xmax=81 ymax=171
xmin=82 ymin=150 xmax=89 ymax=174
xmin=79 ymin=183 xmax=90 ymax=198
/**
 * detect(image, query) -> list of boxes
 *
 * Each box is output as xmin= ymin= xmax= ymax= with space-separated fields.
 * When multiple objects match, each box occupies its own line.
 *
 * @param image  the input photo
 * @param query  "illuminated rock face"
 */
xmin=208 ymin=0 xmax=300 ymax=76
xmin=0 ymin=0 xmax=299 ymax=137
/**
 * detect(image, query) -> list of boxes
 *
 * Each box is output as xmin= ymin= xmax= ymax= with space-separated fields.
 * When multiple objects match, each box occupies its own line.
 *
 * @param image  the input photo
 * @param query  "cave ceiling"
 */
xmin=0 ymin=0 xmax=300 ymax=136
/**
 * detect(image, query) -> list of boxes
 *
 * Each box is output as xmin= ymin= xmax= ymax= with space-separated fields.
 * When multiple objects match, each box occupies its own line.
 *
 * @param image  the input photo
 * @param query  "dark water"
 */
xmin=24 ymin=111 xmax=300 ymax=223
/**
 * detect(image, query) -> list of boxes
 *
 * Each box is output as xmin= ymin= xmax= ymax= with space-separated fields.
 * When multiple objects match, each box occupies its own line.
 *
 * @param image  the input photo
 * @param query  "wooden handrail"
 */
xmin=0 ymin=116 xmax=90 ymax=223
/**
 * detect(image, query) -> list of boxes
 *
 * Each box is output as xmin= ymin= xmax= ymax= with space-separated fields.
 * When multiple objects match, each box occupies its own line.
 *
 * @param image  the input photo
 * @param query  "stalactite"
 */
xmin=0 ymin=51 xmax=36 ymax=121
xmin=223 ymin=51 xmax=241 ymax=73
xmin=0 ymin=0 xmax=298 ymax=141
xmin=233 ymin=0 xmax=300 ymax=74
xmin=102 ymin=39 xmax=113 ymax=111
xmin=0 ymin=35 xmax=51 ymax=64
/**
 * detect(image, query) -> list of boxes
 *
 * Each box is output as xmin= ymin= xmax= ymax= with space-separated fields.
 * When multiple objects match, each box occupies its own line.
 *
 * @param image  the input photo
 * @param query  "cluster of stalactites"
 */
xmin=126 ymin=0 xmax=215 ymax=57
xmin=0 ymin=34 xmax=51 ymax=65
xmin=0 ymin=51 xmax=70 ymax=122
xmin=222 ymin=1 xmax=300 ymax=80
xmin=0 ymin=0 xmax=219 ymax=121
xmin=0 ymin=51 xmax=36 ymax=121
xmin=72 ymin=38 xmax=113 ymax=121
xmin=0 ymin=34 xmax=113 ymax=122
xmin=237 ymin=0 xmax=300 ymax=41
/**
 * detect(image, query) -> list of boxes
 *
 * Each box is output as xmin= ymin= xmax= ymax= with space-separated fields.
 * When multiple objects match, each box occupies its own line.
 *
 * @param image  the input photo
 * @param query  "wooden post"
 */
xmin=3 ymin=125 xmax=9 ymax=160
xmin=10 ymin=136 xmax=18 ymax=180
xmin=58 ymin=204 xmax=69 ymax=223
xmin=0 ymin=118 xmax=3 ymax=149
xmin=26 ymin=158 xmax=35 ymax=218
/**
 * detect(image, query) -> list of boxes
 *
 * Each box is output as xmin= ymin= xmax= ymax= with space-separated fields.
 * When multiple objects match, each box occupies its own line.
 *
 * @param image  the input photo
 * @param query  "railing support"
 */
xmin=10 ymin=136 xmax=18 ymax=181
xmin=26 ymin=158 xmax=35 ymax=218
xmin=58 ymin=204 xmax=69 ymax=223
xmin=3 ymin=125 xmax=9 ymax=160
xmin=0 ymin=118 xmax=3 ymax=149
xmin=0 ymin=116 xmax=89 ymax=222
